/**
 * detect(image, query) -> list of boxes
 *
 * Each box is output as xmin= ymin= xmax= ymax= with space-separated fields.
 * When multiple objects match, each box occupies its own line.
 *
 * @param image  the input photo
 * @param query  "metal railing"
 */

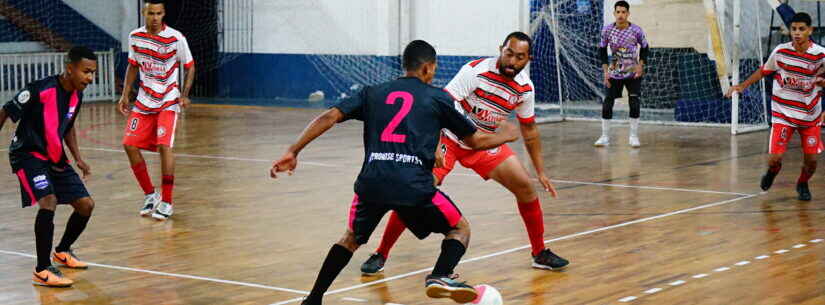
xmin=0 ymin=49 xmax=116 ymax=102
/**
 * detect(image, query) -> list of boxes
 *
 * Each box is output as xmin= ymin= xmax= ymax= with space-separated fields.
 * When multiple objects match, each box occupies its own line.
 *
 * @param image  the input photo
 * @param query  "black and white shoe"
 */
xmin=532 ymin=249 xmax=569 ymax=270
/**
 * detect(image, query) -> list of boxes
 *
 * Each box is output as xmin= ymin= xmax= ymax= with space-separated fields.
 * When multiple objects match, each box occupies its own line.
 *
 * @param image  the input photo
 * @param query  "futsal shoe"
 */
xmin=629 ymin=135 xmax=641 ymax=148
xmin=32 ymin=266 xmax=73 ymax=287
xmin=760 ymin=171 xmax=777 ymax=191
xmin=360 ymin=253 xmax=386 ymax=275
xmin=299 ymin=298 xmax=320 ymax=305
xmin=425 ymin=274 xmax=478 ymax=303
xmin=797 ymin=182 xmax=812 ymax=201
xmin=152 ymin=202 xmax=173 ymax=220
xmin=53 ymin=249 xmax=88 ymax=269
xmin=532 ymin=248 xmax=569 ymax=270
xmin=594 ymin=135 xmax=610 ymax=147
xmin=140 ymin=192 xmax=160 ymax=216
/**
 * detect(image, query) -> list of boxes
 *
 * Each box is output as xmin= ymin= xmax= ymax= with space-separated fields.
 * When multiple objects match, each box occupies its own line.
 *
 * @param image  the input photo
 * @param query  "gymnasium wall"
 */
xmin=216 ymin=0 xmax=528 ymax=101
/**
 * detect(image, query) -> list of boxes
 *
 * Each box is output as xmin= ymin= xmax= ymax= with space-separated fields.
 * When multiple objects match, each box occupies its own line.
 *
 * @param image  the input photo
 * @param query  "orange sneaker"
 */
xmin=53 ymin=250 xmax=88 ymax=269
xmin=32 ymin=266 xmax=73 ymax=287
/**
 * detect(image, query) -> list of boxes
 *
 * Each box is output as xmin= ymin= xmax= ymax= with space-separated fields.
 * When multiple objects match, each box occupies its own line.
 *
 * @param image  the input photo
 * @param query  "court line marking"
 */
xmin=0 ymin=250 xmax=310 ymax=295
xmin=616 ymin=238 xmax=822 ymax=303
xmin=269 ymin=193 xmax=759 ymax=305
xmin=74 ymin=146 xmax=747 ymax=196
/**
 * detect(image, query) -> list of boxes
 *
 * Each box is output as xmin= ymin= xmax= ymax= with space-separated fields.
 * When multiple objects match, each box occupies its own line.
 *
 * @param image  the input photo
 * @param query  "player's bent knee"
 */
xmin=337 ymin=230 xmax=361 ymax=252
xmin=38 ymin=195 xmax=58 ymax=211
xmin=74 ymin=197 xmax=95 ymax=216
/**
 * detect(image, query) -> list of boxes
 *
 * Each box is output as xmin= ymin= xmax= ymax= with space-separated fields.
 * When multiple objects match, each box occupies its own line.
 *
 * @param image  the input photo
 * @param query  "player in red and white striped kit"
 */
xmin=728 ymin=12 xmax=825 ymax=201
xmin=360 ymin=32 xmax=569 ymax=274
xmin=117 ymin=0 xmax=195 ymax=220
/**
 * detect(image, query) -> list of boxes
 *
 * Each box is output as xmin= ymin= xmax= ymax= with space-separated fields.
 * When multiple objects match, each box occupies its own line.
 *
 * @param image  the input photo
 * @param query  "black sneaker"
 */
xmin=761 ymin=171 xmax=778 ymax=191
xmin=532 ymin=249 xmax=569 ymax=270
xmin=424 ymin=274 xmax=478 ymax=303
xmin=797 ymin=182 xmax=812 ymax=201
xmin=360 ymin=253 xmax=386 ymax=275
xmin=300 ymin=298 xmax=319 ymax=305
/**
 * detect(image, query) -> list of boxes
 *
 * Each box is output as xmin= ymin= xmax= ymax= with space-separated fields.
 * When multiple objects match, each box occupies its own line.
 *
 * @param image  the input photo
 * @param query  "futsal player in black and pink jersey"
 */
xmin=271 ymin=40 xmax=519 ymax=304
xmin=361 ymin=32 xmax=568 ymax=275
xmin=728 ymin=12 xmax=825 ymax=200
xmin=0 ymin=47 xmax=98 ymax=287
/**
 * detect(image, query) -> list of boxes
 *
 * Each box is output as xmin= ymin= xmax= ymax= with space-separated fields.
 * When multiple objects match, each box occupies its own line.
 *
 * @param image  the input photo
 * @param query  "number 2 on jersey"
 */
xmin=380 ymin=91 xmax=414 ymax=143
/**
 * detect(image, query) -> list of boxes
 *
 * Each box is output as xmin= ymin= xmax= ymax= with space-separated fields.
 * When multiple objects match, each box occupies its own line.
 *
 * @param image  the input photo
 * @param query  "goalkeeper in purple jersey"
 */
xmin=595 ymin=0 xmax=649 ymax=148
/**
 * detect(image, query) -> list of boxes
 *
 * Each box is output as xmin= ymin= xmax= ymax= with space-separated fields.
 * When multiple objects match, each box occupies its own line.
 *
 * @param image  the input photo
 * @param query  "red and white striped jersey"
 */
xmin=443 ymin=57 xmax=535 ymax=148
xmin=762 ymin=42 xmax=825 ymax=127
xmin=128 ymin=24 xmax=194 ymax=114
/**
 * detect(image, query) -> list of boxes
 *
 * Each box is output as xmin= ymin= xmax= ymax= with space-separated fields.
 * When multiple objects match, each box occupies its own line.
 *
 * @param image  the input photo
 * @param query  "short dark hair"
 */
xmin=615 ymin=1 xmax=630 ymax=11
xmin=145 ymin=0 xmax=165 ymax=5
xmin=501 ymin=31 xmax=532 ymax=54
xmin=402 ymin=40 xmax=436 ymax=71
xmin=66 ymin=46 xmax=97 ymax=64
xmin=791 ymin=12 xmax=812 ymax=27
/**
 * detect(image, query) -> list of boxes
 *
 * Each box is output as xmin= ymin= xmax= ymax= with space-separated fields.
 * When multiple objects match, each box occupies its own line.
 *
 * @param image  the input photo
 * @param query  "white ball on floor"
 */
xmin=464 ymin=284 xmax=502 ymax=305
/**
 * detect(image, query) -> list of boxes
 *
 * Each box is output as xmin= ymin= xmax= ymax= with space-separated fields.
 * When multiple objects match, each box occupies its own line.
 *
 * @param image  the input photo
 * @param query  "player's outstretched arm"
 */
xmin=0 ymin=108 xmax=7 ymax=132
xmin=462 ymin=120 xmax=519 ymax=150
xmin=520 ymin=121 xmax=557 ymax=197
xmin=117 ymin=65 xmax=139 ymax=116
xmin=271 ymin=108 xmax=345 ymax=178
xmin=180 ymin=65 xmax=196 ymax=108
xmin=65 ymin=126 xmax=91 ymax=180
xmin=727 ymin=68 xmax=765 ymax=98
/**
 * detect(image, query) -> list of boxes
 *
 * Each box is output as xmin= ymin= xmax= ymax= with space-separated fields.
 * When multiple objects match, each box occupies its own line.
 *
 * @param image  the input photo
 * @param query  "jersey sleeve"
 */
xmin=444 ymin=62 xmax=478 ymax=101
xmin=332 ymin=87 xmax=367 ymax=121
xmin=435 ymin=90 xmax=476 ymax=139
xmin=635 ymin=26 xmax=649 ymax=48
xmin=762 ymin=46 xmax=781 ymax=75
xmin=515 ymin=83 xmax=536 ymax=124
xmin=2 ymin=84 xmax=38 ymax=123
xmin=178 ymin=34 xmax=195 ymax=69
xmin=127 ymin=34 xmax=139 ymax=67
xmin=599 ymin=25 xmax=611 ymax=48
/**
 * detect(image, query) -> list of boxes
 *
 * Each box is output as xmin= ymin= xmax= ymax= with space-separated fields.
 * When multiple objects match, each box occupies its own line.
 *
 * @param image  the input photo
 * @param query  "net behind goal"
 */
xmin=530 ymin=0 xmax=772 ymax=134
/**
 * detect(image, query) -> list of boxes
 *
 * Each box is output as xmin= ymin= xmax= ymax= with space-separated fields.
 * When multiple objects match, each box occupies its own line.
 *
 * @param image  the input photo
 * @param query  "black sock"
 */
xmin=55 ymin=212 xmax=90 ymax=253
xmin=306 ymin=244 xmax=354 ymax=303
xmin=34 ymin=209 xmax=55 ymax=272
xmin=432 ymin=239 xmax=466 ymax=277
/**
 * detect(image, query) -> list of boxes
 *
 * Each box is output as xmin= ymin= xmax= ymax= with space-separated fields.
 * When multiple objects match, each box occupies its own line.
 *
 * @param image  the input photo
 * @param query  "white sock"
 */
xmin=630 ymin=118 xmax=639 ymax=137
xmin=601 ymin=119 xmax=610 ymax=137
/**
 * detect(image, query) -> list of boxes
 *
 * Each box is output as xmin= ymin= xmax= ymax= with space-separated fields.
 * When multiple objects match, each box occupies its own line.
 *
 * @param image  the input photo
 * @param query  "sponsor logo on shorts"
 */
xmin=33 ymin=175 xmax=49 ymax=190
xmin=157 ymin=126 xmax=166 ymax=137
xmin=487 ymin=147 xmax=501 ymax=155
xmin=807 ymin=136 xmax=818 ymax=146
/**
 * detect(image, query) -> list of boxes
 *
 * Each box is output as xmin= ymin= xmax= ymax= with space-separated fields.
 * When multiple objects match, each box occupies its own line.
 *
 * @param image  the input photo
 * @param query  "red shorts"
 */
xmin=433 ymin=135 xmax=514 ymax=184
xmin=122 ymin=110 xmax=178 ymax=152
xmin=769 ymin=122 xmax=823 ymax=155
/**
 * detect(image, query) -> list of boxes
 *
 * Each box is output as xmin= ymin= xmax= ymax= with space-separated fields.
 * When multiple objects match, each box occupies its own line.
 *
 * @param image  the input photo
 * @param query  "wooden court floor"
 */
xmin=0 ymin=103 xmax=823 ymax=305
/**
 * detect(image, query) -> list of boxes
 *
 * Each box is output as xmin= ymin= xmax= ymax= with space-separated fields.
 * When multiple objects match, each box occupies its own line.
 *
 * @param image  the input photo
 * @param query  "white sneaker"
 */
xmin=629 ymin=135 xmax=641 ymax=148
xmin=594 ymin=135 xmax=610 ymax=147
xmin=152 ymin=202 xmax=173 ymax=221
xmin=140 ymin=192 xmax=160 ymax=216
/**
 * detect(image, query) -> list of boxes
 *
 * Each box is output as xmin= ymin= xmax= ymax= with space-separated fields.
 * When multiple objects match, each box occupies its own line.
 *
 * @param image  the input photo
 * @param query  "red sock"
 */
xmin=375 ymin=212 xmax=407 ymax=259
xmin=162 ymin=175 xmax=174 ymax=204
xmin=798 ymin=168 xmax=814 ymax=184
xmin=518 ymin=198 xmax=545 ymax=257
xmin=130 ymin=162 xmax=154 ymax=195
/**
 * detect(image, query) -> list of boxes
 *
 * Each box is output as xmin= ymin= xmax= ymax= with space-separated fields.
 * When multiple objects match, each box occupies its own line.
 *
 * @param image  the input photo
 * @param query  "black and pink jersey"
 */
xmin=333 ymin=77 xmax=477 ymax=206
xmin=3 ymin=76 xmax=84 ymax=170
